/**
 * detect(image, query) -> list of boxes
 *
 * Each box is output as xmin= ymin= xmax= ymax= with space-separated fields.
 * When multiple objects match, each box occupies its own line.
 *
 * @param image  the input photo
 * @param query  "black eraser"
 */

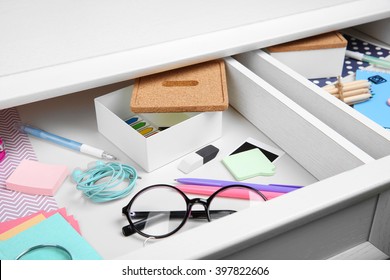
xmin=196 ymin=145 xmax=219 ymax=164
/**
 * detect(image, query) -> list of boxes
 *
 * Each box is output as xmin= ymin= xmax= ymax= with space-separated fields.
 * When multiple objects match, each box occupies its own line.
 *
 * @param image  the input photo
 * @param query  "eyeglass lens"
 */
xmin=128 ymin=185 xmax=265 ymax=238
xmin=129 ymin=186 xmax=188 ymax=237
xmin=209 ymin=186 xmax=265 ymax=220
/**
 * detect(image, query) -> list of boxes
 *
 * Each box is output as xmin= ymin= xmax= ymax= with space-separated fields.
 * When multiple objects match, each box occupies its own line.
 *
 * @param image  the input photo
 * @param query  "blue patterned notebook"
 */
xmin=354 ymin=70 xmax=390 ymax=130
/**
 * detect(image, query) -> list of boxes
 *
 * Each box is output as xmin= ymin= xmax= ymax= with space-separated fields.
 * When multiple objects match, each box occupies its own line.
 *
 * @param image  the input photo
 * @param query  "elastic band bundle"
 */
xmin=72 ymin=161 xmax=137 ymax=203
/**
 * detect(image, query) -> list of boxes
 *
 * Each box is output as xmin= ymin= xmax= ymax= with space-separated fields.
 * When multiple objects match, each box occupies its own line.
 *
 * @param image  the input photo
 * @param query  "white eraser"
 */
xmin=178 ymin=153 xmax=204 ymax=174
xmin=178 ymin=145 xmax=219 ymax=174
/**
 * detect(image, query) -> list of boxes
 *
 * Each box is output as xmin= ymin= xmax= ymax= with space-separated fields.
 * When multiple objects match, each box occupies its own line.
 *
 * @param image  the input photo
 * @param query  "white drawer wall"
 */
xmin=234 ymin=50 xmax=390 ymax=159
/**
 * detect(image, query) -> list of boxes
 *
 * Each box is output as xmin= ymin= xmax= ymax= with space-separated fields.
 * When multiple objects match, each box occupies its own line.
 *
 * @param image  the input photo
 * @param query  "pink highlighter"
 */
xmin=0 ymin=137 xmax=5 ymax=162
xmin=176 ymin=184 xmax=283 ymax=200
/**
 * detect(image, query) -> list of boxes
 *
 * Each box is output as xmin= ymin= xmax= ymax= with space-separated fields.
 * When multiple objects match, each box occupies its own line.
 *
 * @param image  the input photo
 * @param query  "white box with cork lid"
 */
xmin=266 ymin=32 xmax=348 ymax=79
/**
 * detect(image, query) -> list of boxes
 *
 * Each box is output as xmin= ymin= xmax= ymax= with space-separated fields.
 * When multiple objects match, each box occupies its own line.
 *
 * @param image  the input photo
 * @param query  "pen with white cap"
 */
xmin=345 ymin=50 xmax=390 ymax=69
xmin=18 ymin=123 xmax=117 ymax=160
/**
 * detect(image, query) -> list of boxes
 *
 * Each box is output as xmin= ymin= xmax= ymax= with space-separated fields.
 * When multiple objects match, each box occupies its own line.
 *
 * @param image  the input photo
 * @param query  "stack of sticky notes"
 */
xmin=0 ymin=208 xmax=101 ymax=260
xmin=5 ymin=159 xmax=69 ymax=196
xmin=223 ymin=148 xmax=276 ymax=180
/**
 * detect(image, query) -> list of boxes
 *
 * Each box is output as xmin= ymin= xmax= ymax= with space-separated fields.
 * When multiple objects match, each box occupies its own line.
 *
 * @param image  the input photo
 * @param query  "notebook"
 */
xmin=354 ymin=70 xmax=390 ymax=130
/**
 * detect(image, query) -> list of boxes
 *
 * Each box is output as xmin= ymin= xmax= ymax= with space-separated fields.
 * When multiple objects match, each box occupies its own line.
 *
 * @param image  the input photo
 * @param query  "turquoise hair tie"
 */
xmin=72 ymin=161 xmax=137 ymax=203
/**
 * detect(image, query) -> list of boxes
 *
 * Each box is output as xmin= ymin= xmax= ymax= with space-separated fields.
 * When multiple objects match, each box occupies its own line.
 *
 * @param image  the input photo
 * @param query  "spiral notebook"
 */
xmin=354 ymin=70 xmax=390 ymax=130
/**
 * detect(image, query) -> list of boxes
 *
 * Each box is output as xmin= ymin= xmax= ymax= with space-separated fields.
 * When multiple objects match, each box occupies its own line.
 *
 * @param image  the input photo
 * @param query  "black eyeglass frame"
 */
xmin=122 ymin=184 xmax=267 ymax=239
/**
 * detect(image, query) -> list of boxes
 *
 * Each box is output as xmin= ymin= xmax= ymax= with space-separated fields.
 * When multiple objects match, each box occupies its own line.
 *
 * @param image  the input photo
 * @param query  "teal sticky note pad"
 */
xmin=222 ymin=148 xmax=275 ymax=180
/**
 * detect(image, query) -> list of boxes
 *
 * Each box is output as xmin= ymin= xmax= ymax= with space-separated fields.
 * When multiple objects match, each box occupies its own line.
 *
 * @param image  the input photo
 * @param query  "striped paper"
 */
xmin=0 ymin=107 xmax=58 ymax=222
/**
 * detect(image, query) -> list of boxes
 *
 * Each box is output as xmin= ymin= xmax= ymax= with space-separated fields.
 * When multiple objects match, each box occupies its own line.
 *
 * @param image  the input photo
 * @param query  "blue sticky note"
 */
xmin=354 ymin=70 xmax=390 ymax=130
xmin=0 ymin=213 xmax=102 ymax=260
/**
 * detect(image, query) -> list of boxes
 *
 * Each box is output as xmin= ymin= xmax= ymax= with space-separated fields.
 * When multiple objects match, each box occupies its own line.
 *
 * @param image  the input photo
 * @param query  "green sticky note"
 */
xmin=222 ymin=148 xmax=275 ymax=180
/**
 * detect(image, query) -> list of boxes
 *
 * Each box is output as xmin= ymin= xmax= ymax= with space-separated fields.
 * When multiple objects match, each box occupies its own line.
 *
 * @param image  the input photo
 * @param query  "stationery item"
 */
xmin=18 ymin=123 xmax=117 ymax=160
xmin=130 ymin=60 xmax=228 ymax=113
xmin=175 ymin=178 xmax=303 ymax=193
xmin=0 ymin=109 xmax=37 ymax=185
xmin=322 ymin=78 xmax=372 ymax=105
xmin=387 ymin=98 xmax=390 ymax=106
xmin=125 ymin=115 xmax=160 ymax=137
xmin=72 ymin=161 xmax=137 ymax=203
xmin=353 ymin=70 xmax=390 ymax=129
xmin=176 ymin=184 xmax=283 ymax=200
xmin=230 ymin=137 xmax=284 ymax=162
xmin=0 ymin=213 xmax=102 ymax=260
xmin=178 ymin=144 xmax=219 ymax=174
xmin=0 ymin=188 xmax=58 ymax=223
xmin=267 ymin=32 xmax=347 ymax=79
xmin=0 ymin=208 xmax=80 ymax=235
xmin=309 ymin=34 xmax=390 ymax=87
xmin=223 ymin=148 xmax=275 ymax=180
xmin=5 ymin=159 xmax=69 ymax=196
xmin=0 ymin=214 xmax=46 ymax=240
xmin=0 ymin=137 xmax=5 ymax=162
xmin=345 ymin=50 xmax=390 ymax=70
xmin=0 ymin=108 xmax=57 ymax=223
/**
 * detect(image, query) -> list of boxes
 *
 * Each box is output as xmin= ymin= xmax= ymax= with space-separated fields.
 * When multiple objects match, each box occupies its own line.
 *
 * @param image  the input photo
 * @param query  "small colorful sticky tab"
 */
xmin=125 ymin=115 xmax=141 ymax=125
xmin=222 ymin=148 xmax=275 ymax=180
xmin=124 ymin=115 xmax=160 ymax=137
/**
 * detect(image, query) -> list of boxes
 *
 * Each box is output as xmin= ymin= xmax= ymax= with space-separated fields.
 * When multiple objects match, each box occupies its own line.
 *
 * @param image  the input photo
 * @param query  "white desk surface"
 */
xmin=1 ymin=0 xmax=390 ymax=109
xmin=16 ymin=83 xmax=317 ymax=259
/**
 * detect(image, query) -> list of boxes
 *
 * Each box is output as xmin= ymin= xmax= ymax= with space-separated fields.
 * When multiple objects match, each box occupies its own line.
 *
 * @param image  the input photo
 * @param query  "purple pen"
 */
xmin=175 ymin=178 xmax=303 ymax=193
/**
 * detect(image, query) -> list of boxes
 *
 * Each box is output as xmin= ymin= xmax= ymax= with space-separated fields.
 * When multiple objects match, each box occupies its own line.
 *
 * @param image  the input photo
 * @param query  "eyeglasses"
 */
xmin=122 ymin=184 xmax=267 ymax=239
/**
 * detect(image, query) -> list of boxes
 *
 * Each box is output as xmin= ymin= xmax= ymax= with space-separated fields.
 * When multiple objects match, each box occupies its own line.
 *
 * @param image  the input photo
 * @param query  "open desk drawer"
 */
xmin=118 ymin=58 xmax=390 ymax=260
xmin=233 ymin=49 xmax=390 ymax=259
xmin=234 ymin=49 xmax=390 ymax=160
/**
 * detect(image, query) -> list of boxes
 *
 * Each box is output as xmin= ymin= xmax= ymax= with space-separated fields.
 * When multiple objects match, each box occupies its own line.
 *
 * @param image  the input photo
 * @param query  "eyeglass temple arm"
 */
xmin=122 ymin=210 xmax=236 ymax=236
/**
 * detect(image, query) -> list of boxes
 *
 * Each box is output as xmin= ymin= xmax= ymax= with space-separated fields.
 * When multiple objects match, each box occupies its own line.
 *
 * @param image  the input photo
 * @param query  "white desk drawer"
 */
xmin=117 ymin=58 xmax=390 ymax=260
xmin=234 ymin=41 xmax=390 ymax=259
xmin=15 ymin=56 xmax=388 ymax=260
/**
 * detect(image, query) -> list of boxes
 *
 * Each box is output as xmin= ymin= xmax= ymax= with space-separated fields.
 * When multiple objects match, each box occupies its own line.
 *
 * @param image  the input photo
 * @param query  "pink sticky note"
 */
xmin=0 ymin=211 xmax=44 ymax=234
xmin=0 ymin=208 xmax=81 ymax=234
xmin=0 ymin=214 xmax=46 ymax=240
xmin=5 ymin=159 xmax=69 ymax=196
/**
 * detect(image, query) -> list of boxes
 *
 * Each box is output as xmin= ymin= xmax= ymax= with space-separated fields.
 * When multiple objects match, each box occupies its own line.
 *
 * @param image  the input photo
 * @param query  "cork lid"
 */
xmin=130 ymin=60 xmax=228 ymax=113
xmin=267 ymin=32 xmax=347 ymax=52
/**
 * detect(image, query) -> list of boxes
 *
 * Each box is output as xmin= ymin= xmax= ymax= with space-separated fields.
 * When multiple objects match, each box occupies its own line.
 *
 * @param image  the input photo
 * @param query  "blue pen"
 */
xmin=175 ymin=178 xmax=303 ymax=193
xmin=19 ymin=124 xmax=117 ymax=160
